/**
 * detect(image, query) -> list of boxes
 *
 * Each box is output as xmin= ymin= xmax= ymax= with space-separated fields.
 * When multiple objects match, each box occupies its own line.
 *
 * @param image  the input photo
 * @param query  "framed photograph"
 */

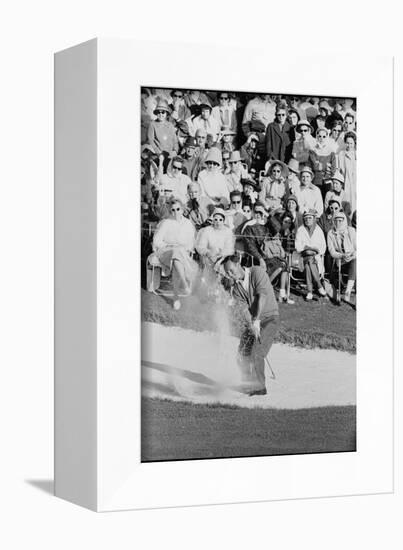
xmin=55 ymin=38 xmax=394 ymax=511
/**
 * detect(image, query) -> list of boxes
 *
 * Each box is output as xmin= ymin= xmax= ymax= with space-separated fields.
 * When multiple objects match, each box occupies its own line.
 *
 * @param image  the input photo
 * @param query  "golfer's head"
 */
xmin=223 ymin=253 xmax=243 ymax=281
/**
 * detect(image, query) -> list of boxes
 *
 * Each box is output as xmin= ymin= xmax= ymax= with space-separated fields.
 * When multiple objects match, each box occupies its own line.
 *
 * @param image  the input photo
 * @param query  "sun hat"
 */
xmin=204 ymin=147 xmax=222 ymax=166
xmin=229 ymin=151 xmax=242 ymax=163
xmin=269 ymin=160 xmax=289 ymax=177
xmin=153 ymin=99 xmax=171 ymax=115
xmin=333 ymin=211 xmax=346 ymax=220
xmin=211 ymin=207 xmax=226 ymax=220
xmin=303 ymin=208 xmax=317 ymax=218
xmin=296 ymin=119 xmax=313 ymax=132
xmin=199 ymin=103 xmax=212 ymax=112
xmin=222 ymin=127 xmax=236 ymax=136
xmin=332 ymin=170 xmax=345 ymax=183
xmin=300 ymin=165 xmax=314 ymax=177
xmin=287 ymin=158 xmax=300 ymax=174
xmin=287 ymin=194 xmax=299 ymax=206
xmin=184 ymin=136 xmax=197 ymax=148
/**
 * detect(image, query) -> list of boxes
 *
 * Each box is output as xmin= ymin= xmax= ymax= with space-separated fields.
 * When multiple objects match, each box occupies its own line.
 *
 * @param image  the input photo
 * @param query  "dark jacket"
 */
xmin=265 ymin=121 xmax=295 ymax=162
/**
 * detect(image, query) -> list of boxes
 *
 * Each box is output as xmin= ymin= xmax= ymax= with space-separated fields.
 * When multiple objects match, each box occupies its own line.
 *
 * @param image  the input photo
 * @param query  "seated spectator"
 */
xmin=147 ymin=100 xmax=178 ymax=168
xmin=240 ymin=134 xmax=263 ymax=173
xmin=227 ymin=190 xmax=247 ymax=232
xmin=297 ymin=166 xmax=324 ymax=217
xmin=286 ymin=159 xmax=301 ymax=198
xmin=318 ymin=199 xmax=344 ymax=236
xmin=324 ymin=170 xmax=351 ymax=215
xmin=169 ymin=89 xmax=191 ymax=122
xmin=241 ymin=176 xmax=260 ymax=207
xmin=242 ymin=203 xmax=269 ymax=266
xmin=259 ymin=161 xmax=288 ymax=212
xmin=295 ymin=209 xmax=327 ymax=301
xmin=180 ymin=136 xmax=199 ymax=181
xmin=309 ymin=128 xmax=336 ymax=193
xmin=327 ymin=211 xmax=356 ymax=303
xmin=265 ymin=104 xmax=294 ymax=163
xmin=188 ymin=103 xmax=221 ymax=142
xmin=218 ymin=128 xmax=237 ymax=153
xmin=196 ymin=208 xmax=234 ymax=270
xmin=242 ymin=203 xmax=253 ymax=221
xmin=262 ymin=215 xmax=288 ymax=285
xmin=155 ymin=156 xmax=191 ymax=205
xmin=152 ymin=199 xmax=198 ymax=309
xmin=184 ymin=90 xmax=212 ymax=116
xmin=185 ymin=182 xmax=213 ymax=230
xmin=284 ymin=194 xmax=303 ymax=229
xmin=197 ymin=148 xmax=230 ymax=206
xmin=292 ymin=119 xmax=315 ymax=164
xmin=225 ymin=151 xmax=248 ymax=193
xmin=222 ymin=150 xmax=231 ymax=174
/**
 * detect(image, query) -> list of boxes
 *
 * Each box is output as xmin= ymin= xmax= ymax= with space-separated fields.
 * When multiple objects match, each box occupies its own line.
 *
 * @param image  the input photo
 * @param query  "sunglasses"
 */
xmin=172 ymin=165 xmax=182 ymax=170
xmin=300 ymin=129 xmax=309 ymax=133
xmin=243 ymin=208 xmax=251 ymax=213
xmin=206 ymin=161 xmax=219 ymax=166
xmin=155 ymin=110 xmax=167 ymax=115
xmin=271 ymin=169 xmax=282 ymax=173
xmin=231 ymin=200 xmax=241 ymax=204
xmin=220 ymin=97 xmax=229 ymax=100
xmin=173 ymin=94 xmax=183 ymax=98
xmin=277 ymin=113 xmax=286 ymax=117
xmin=171 ymin=207 xmax=181 ymax=212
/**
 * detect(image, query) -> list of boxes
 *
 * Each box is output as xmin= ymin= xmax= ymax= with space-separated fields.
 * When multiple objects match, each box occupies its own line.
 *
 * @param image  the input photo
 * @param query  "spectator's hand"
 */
xmin=158 ymin=154 xmax=164 ymax=166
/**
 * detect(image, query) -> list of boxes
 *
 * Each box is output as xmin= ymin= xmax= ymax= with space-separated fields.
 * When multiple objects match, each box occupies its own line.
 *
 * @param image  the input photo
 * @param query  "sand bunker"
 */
xmin=141 ymin=322 xmax=356 ymax=409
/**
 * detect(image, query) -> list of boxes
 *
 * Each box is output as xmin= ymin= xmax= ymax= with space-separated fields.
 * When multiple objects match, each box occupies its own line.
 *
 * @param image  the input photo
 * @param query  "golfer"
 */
xmin=222 ymin=253 xmax=279 ymax=396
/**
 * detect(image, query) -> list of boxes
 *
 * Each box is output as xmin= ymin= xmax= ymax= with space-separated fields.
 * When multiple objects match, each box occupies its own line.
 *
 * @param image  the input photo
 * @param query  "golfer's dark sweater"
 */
xmin=232 ymin=266 xmax=279 ymax=323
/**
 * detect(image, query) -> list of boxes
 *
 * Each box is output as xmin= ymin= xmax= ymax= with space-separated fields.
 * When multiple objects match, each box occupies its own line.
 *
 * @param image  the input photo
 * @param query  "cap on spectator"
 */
xmin=303 ymin=209 xmax=317 ymax=218
xmin=300 ymin=165 xmax=314 ymax=177
xmin=153 ymin=100 xmax=171 ymax=115
xmin=287 ymin=158 xmax=300 ymax=174
xmin=205 ymin=147 xmax=222 ymax=166
xmin=200 ymin=103 xmax=212 ymax=112
xmin=332 ymin=170 xmax=345 ymax=183
xmin=241 ymin=177 xmax=261 ymax=192
xmin=195 ymin=128 xmax=207 ymax=137
xmin=254 ymin=203 xmax=267 ymax=215
xmin=188 ymin=182 xmax=201 ymax=192
xmin=184 ymin=136 xmax=197 ymax=148
xmin=211 ymin=207 xmax=226 ymax=221
xmin=296 ymin=119 xmax=313 ymax=133
xmin=229 ymin=151 xmax=242 ymax=163
xmin=222 ymin=127 xmax=236 ymax=136
xmin=287 ymin=194 xmax=299 ymax=206
xmin=249 ymin=133 xmax=259 ymax=142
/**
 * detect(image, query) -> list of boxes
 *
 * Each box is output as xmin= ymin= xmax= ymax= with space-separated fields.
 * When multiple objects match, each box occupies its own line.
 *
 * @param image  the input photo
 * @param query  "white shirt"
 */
xmin=158 ymin=173 xmax=191 ymax=205
xmin=196 ymin=226 xmax=234 ymax=257
xmin=189 ymin=116 xmax=221 ymax=141
xmin=153 ymin=217 xmax=195 ymax=252
xmin=297 ymin=185 xmax=324 ymax=217
xmin=198 ymin=170 xmax=230 ymax=202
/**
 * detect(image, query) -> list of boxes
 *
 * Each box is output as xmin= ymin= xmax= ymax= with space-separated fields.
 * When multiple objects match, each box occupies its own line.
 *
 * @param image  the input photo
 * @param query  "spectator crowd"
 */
xmin=141 ymin=88 xmax=357 ymax=309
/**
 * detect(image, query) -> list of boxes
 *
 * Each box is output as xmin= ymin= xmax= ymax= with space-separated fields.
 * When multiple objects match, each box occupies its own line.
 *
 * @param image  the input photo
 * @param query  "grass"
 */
xmin=141 ymin=397 xmax=356 ymax=462
xmin=142 ymin=288 xmax=356 ymax=353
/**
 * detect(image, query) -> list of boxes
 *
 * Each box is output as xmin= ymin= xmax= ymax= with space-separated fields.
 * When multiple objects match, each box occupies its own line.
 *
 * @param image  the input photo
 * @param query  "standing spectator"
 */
xmin=147 ymin=100 xmax=178 ymax=168
xmin=327 ymin=211 xmax=357 ymax=303
xmin=155 ymin=156 xmax=191 ymax=205
xmin=259 ymin=161 xmax=288 ymax=212
xmin=197 ymin=148 xmax=230 ymax=205
xmin=295 ymin=210 xmax=327 ymax=301
xmin=184 ymin=90 xmax=212 ymax=116
xmin=180 ymin=137 xmax=199 ymax=181
xmin=170 ymin=89 xmax=191 ymax=122
xmin=227 ymin=190 xmax=247 ymax=232
xmin=297 ymin=166 xmax=324 ymax=217
xmin=242 ymin=94 xmax=277 ymax=138
xmin=189 ymin=104 xmax=221 ymax=142
xmin=292 ymin=120 xmax=315 ymax=164
xmin=309 ymin=127 xmax=336 ymax=194
xmin=265 ymin=105 xmax=295 ymax=163
xmin=287 ymin=108 xmax=301 ymax=129
xmin=211 ymin=92 xmax=238 ymax=134
xmin=336 ymin=131 xmax=357 ymax=214
xmin=329 ymin=121 xmax=344 ymax=153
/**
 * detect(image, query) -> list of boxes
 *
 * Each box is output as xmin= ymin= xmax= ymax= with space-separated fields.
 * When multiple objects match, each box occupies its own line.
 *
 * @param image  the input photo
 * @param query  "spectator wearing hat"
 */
xmin=211 ymin=92 xmax=238 ymax=135
xmin=196 ymin=208 xmax=234 ymax=269
xmin=284 ymin=194 xmax=303 ymax=230
xmin=242 ymin=94 xmax=277 ymax=138
xmin=324 ymin=171 xmax=351 ymax=215
xmin=329 ymin=120 xmax=345 ymax=153
xmin=297 ymin=166 xmax=324 ymax=218
xmin=241 ymin=177 xmax=260 ymax=207
xmin=295 ymin=210 xmax=327 ymax=301
xmin=185 ymin=182 xmax=213 ymax=230
xmin=188 ymin=104 xmax=221 ymax=142
xmin=226 ymin=190 xmax=247 ymax=232
xmin=217 ymin=128 xmax=237 ymax=153
xmin=318 ymin=199 xmax=344 ymax=236
xmin=197 ymin=147 xmax=230 ymax=206
xmin=309 ymin=127 xmax=337 ymax=194
xmin=292 ymin=120 xmax=315 ymax=164
xmin=180 ymin=136 xmax=200 ymax=181
xmin=184 ymin=90 xmax=212 ymax=116
xmin=147 ymin=100 xmax=178 ymax=159
xmin=336 ymin=131 xmax=356 ymax=214
xmin=327 ymin=211 xmax=356 ymax=303
xmin=325 ymin=99 xmax=345 ymax=130
xmin=155 ymin=156 xmax=191 ymax=205
xmin=225 ymin=151 xmax=248 ymax=194
xmin=259 ymin=161 xmax=288 ymax=212
xmin=240 ymin=134 xmax=264 ymax=173
xmin=286 ymin=159 xmax=301 ymax=198
xmin=265 ymin=105 xmax=295 ymax=163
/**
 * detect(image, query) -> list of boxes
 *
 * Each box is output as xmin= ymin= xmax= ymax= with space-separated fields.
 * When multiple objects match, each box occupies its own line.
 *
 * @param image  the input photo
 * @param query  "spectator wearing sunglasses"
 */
xmin=336 ymin=131 xmax=357 ymax=215
xmin=185 ymin=182 xmax=212 ymax=231
xmin=226 ymin=191 xmax=247 ymax=232
xmin=152 ymin=199 xmax=198 ymax=310
xmin=211 ymin=92 xmax=238 ymax=135
xmin=156 ymin=156 xmax=191 ymax=205
xmin=329 ymin=120 xmax=344 ymax=153
xmin=309 ymin=127 xmax=336 ymax=193
xmin=324 ymin=171 xmax=351 ymax=215
xmin=147 ymin=100 xmax=178 ymax=163
xmin=196 ymin=208 xmax=234 ymax=269
xmin=217 ymin=128 xmax=237 ymax=153
xmin=197 ymin=147 xmax=230 ymax=206
xmin=225 ymin=151 xmax=248 ymax=194
xmin=170 ymin=89 xmax=191 ymax=122
xmin=259 ymin=161 xmax=288 ymax=212
xmin=240 ymin=133 xmax=264 ymax=173
xmin=318 ymin=199 xmax=344 ymax=236
xmin=292 ymin=120 xmax=315 ymax=164
xmin=265 ymin=105 xmax=295 ymax=163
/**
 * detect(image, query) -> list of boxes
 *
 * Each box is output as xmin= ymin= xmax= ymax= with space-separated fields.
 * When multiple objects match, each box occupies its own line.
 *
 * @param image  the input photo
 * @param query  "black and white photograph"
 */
xmin=140 ymin=87 xmax=357 ymax=462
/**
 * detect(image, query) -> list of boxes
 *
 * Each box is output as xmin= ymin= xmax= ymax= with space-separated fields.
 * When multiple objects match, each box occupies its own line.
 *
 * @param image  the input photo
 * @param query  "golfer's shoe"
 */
xmin=305 ymin=292 xmax=313 ymax=301
xmin=247 ymin=387 xmax=267 ymax=397
xmin=173 ymin=299 xmax=181 ymax=310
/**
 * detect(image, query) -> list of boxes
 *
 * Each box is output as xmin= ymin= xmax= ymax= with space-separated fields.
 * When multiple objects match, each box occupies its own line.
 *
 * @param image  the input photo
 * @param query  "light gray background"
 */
xmin=0 ymin=1 xmax=401 ymax=549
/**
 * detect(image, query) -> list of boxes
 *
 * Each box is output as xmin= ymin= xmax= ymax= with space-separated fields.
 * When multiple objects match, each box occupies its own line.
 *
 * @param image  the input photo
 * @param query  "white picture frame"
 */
xmin=54 ymin=38 xmax=394 ymax=511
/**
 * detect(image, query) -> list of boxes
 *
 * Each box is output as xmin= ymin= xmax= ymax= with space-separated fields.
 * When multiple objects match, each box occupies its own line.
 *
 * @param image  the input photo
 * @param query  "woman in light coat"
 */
xmin=327 ymin=211 xmax=356 ymax=302
xmin=336 ymin=131 xmax=357 ymax=215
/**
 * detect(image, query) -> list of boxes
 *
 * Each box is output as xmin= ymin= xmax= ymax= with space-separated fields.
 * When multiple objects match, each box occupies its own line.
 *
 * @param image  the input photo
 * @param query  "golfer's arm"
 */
xmin=252 ymin=293 xmax=266 ymax=322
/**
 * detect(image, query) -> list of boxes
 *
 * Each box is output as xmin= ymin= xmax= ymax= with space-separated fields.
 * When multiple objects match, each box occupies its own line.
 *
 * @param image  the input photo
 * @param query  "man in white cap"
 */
xmin=197 ymin=147 xmax=230 ymax=206
xmin=297 ymin=166 xmax=324 ymax=217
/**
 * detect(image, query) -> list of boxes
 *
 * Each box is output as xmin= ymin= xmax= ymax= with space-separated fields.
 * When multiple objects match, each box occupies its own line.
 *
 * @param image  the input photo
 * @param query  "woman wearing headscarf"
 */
xmin=152 ymin=199 xmax=198 ymax=310
xmin=259 ymin=161 xmax=288 ymax=212
xmin=336 ymin=131 xmax=357 ymax=214
xmin=197 ymin=147 xmax=230 ymax=206
xmin=327 ymin=211 xmax=356 ymax=303
xmin=295 ymin=209 xmax=327 ymax=301
xmin=284 ymin=194 xmax=303 ymax=230
xmin=309 ymin=127 xmax=336 ymax=195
